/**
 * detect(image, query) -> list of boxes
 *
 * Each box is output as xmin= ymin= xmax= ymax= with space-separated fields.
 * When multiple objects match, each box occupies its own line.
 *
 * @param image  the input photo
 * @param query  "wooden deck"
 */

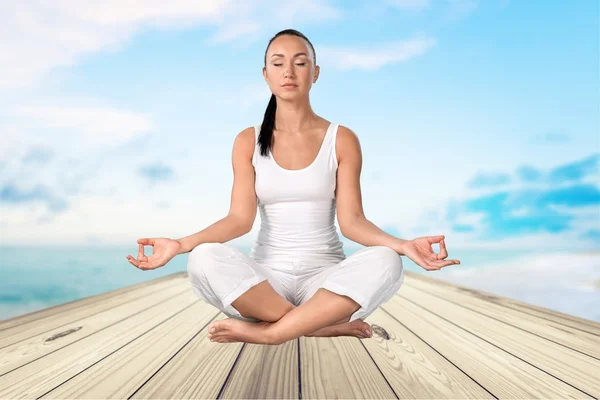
xmin=0 ymin=270 xmax=598 ymax=399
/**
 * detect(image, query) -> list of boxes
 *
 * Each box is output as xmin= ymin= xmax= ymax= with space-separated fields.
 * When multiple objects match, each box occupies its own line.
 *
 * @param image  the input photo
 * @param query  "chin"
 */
xmin=276 ymin=91 xmax=306 ymax=100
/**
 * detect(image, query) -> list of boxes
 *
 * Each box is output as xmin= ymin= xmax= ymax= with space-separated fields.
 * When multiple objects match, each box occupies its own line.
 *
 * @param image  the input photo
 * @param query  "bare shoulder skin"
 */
xmin=228 ymin=126 xmax=258 ymax=230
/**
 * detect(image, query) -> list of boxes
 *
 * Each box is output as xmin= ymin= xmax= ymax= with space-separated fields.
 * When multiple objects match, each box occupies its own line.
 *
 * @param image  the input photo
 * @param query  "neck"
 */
xmin=274 ymin=98 xmax=318 ymax=133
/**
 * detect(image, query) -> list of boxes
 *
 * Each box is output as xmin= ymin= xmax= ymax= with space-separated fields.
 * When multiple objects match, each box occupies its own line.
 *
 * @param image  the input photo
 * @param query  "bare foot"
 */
xmin=306 ymin=319 xmax=372 ymax=338
xmin=207 ymin=319 xmax=275 ymax=344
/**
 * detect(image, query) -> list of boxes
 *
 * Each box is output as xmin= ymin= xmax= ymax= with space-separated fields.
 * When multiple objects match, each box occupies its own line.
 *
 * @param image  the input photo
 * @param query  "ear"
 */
xmin=313 ymin=65 xmax=320 ymax=83
xmin=262 ymin=66 xmax=268 ymax=81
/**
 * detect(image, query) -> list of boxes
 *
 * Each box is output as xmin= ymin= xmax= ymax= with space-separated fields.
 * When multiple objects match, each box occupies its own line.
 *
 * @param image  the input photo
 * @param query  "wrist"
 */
xmin=175 ymin=239 xmax=187 ymax=255
xmin=392 ymin=238 xmax=409 ymax=256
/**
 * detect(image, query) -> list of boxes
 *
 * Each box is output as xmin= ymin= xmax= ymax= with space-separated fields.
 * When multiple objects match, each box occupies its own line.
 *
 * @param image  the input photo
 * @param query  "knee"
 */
xmin=186 ymin=242 xmax=221 ymax=277
xmin=372 ymin=246 xmax=403 ymax=282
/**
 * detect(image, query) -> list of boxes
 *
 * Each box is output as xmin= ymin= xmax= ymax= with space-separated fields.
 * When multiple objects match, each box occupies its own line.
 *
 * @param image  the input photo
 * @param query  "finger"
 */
xmin=437 ymin=239 xmax=448 ymax=260
xmin=138 ymin=244 xmax=144 ymax=260
xmin=137 ymin=238 xmax=155 ymax=246
xmin=426 ymin=259 xmax=454 ymax=270
xmin=140 ymin=262 xmax=154 ymax=271
xmin=434 ymin=259 xmax=460 ymax=268
xmin=126 ymin=257 xmax=141 ymax=268
xmin=419 ymin=261 xmax=438 ymax=271
xmin=428 ymin=235 xmax=444 ymax=244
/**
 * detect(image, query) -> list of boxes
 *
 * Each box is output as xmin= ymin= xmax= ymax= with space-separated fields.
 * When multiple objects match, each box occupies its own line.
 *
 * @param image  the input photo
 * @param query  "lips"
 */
xmin=282 ymin=84 xmax=298 ymax=87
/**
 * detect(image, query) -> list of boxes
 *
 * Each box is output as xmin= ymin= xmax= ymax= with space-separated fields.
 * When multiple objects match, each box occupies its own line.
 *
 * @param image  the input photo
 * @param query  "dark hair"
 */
xmin=259 ymin=29 xmax=317 ymax=157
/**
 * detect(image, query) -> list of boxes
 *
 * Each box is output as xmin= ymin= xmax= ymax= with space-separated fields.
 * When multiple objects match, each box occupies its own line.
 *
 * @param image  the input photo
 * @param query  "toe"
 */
xmin=209 ymin=321 xmax=225 ymax=334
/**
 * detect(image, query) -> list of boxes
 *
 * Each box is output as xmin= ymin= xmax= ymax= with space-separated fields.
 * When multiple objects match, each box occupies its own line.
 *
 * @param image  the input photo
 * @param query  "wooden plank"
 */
xmin=39 ymin=301 xmax=220 ymax=399
xmin=0 ymin=273 xmax=188 ymax=346
xmin=405 ymin=271 xmax=600 ymax=335
xmin=219 ymin=340 xmax=298 ymax=399
xmin=404 ymin=276 xmax=600 ymax=358
xmin=299 ymin=335 xmax=396 ymax=399
xmin=0 ymin=289 xmax=198 ymax=399
xmin=0 ymin=281 xmax=191 ymax=374
xmin=0 ymin=272 xmax=186 ymax=331
xmin=361 ymin=307 xmax=494 ymax=399
xmin=130 ymin=313 xmax=245 ymax=399
xmin=381 ymin=290 xmax=595 ymax=399
xmin=397 ymin=285 xmax=600 ymax=396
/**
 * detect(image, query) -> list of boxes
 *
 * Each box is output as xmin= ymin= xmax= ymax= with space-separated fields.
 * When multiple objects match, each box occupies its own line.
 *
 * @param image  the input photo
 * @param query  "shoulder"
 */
xmin=232 ymin=126 xmax=257 ymax=158
xmin=335 ymin=125 xmax=362 ymax=162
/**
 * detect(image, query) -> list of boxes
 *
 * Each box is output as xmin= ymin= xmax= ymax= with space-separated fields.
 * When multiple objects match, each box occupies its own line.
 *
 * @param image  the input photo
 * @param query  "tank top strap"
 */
xmin=322 ymin=123 xmax=338 ymax=166
xmin=252 ymin=124 xmax=260 ymax=167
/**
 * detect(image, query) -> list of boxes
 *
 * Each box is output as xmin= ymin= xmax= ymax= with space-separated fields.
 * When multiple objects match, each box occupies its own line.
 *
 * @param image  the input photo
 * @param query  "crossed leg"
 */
xmin=219 ymin=281 xmax=372 ymax=343
xmin=187 ymin=244 xmax=402 ymax=344
xmin=208 ymin=286 xmax=372 ymax=344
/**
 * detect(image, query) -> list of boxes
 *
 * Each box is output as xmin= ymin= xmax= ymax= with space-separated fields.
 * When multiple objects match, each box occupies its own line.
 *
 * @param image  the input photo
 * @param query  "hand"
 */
xmin=400 ymin=235 xmax=460 ymax=271
xmin=126 ymin=238 xmax=182 ymax=271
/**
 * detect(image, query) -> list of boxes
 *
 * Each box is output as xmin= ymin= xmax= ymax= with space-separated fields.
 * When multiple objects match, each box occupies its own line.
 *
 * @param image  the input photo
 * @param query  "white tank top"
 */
xmin=249 ymin=122 xmax=346 ymax=269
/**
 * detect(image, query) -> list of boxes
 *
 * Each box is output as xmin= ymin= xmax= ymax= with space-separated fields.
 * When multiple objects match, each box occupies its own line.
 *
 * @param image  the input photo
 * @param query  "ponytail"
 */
xmin=259 ymin=93 xmax=277 ymax=156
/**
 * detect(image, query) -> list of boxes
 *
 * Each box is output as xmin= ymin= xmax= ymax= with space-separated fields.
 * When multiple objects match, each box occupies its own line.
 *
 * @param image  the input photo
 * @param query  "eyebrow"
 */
xmin=270 ymin=52 xmax=308 ymax=58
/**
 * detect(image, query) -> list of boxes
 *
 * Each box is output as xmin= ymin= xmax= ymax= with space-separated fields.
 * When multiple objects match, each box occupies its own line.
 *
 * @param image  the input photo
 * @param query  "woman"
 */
xmin=126 ymin=29 xmax=460 ymax=345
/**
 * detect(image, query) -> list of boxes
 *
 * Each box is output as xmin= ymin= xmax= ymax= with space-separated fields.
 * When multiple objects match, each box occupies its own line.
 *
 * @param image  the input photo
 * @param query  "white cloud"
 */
xmin=0 ymin=1 xmax=234 ymax=89
xmin=318 ymin=37 xmax=437 ymax=71
xmin=13 ymin=105 xmax=156 ymax=149
xmin=271 ymin=0 xmax=342 ymax=26
xmin=208 ymin=21 xmax=263 ymax=45
xmin=0 ymin=0 xmax=343 ymax=89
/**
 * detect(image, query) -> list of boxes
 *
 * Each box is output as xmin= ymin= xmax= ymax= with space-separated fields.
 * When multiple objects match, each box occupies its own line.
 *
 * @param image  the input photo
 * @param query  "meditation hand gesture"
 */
xmin=401 ymin=235 xmax=460 ymax=271
xmin=126 ymin=238 xmax=182 ymax=271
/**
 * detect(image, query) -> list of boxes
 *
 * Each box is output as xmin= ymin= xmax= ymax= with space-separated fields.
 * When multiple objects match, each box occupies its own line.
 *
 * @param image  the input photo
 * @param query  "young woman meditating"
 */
xmin=126 ymin=29 xmax=460 ymax=345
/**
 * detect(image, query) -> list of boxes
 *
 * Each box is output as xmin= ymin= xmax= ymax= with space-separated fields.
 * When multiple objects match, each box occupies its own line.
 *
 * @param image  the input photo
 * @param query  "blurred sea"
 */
xmin=1 ymin=245 xmax=598 ymax=322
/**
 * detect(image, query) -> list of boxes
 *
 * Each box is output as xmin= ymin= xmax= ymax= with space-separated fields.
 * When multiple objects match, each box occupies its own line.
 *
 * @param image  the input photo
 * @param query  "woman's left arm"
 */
xmin=334 ymin=126 xmax=408 ymax=255
xmin=335 ymin=126 xmax=461 ymax=270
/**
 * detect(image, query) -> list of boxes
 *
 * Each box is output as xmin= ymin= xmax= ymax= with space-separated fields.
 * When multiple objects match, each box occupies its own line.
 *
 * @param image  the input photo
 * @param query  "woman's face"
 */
xmin=263 ymin=35 xmax=319 ymax=100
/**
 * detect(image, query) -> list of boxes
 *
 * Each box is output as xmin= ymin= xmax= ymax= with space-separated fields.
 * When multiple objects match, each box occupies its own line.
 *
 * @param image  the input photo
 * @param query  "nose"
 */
xmin=284 ymin=65 xmax=295 ymax=78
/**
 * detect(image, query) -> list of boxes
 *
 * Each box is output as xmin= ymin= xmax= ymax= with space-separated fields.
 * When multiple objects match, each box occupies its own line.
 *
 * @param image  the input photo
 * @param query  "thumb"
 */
xmin=137 ymin=238 xmax=155 ymax=246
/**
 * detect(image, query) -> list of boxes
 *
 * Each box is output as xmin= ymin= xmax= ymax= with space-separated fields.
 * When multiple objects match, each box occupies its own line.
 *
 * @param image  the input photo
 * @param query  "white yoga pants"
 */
xmin=186 ymin=242 xmax=404 ymax=323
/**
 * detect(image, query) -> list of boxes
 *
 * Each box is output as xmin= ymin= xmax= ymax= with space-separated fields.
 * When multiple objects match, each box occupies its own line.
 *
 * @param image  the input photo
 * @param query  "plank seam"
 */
xmin=0 ymin=288 xmax=191 ymax=378
xmin=35 ymin=299 xmax=202 ymax=399
xmin=0 ymin=272 xmax=186 ymax=333
xmin=128 ymin=309 xmax=221 ymax=399
xmin=379 ymin=304 xmax=499 ymax=399
xmin=216 ymin=342 xmax=247 ymax=399
xmin=357 ymin=337 xmax=399 ymax=399
xmin=402 ymin=277 xmax=600 ymax=335
xmin=389 ymin=297 xmax=595 ymax=399
xmin=0 ymin=281 xmax=187 ymax=349
xmin=399 ymin=287 xmax=600 ymax=361
xmin=297 ymin=337 xmax=302 ymax=400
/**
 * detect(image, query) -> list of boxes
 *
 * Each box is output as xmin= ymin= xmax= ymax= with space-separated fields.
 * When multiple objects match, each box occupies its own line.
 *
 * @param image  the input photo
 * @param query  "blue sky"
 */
xmin=0 ymin=0 xmax=598 ymax=252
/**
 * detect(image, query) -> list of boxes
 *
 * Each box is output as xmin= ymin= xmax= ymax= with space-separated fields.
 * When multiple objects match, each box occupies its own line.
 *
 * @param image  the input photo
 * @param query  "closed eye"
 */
xmin=273 ymin=63 xmax=306 ymax=66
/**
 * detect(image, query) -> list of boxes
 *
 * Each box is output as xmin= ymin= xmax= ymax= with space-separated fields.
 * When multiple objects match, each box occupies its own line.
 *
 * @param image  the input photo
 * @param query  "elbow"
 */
xmin=339 ymin=215 xmax=366 ymax=238
xmin=238 ymin=219 xmax=253 ymax=234
xmin=227 ymin=214 xmax=253 ymax=235
xmin=339 ymin=219 xmax=357 ymax=238
xmin=340 ymin=225 xmax=352 ymax=238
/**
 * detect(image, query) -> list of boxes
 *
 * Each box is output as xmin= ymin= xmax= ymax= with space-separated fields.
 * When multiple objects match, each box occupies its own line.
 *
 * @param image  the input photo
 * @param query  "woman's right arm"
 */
xmin=176 ymin=127 xmax=258 ymax=254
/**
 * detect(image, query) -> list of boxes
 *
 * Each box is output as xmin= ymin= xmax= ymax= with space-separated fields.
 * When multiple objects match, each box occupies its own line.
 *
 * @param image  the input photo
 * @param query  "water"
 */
xmin=1 ymin=245 xmax=598 ymax=322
